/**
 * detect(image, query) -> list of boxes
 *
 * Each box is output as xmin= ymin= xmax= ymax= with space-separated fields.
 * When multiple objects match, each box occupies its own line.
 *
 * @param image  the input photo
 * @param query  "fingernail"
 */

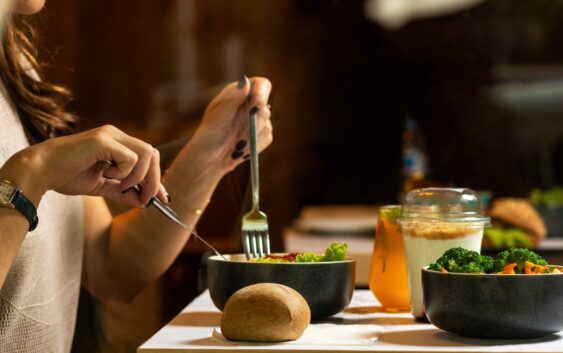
xmin=243 ymin=154 xmax=250 ymax=160
xmin=250 ymin=106 xmax=259 ymax=115
xmin=166 ymin=192 xmax=172 ymax=203
xmin=237 ymin=75 xmax=247 ymax=89
xmin=235 ymin=139 xmax=247 ymax=150
xmin=231 ymin=150 xmax=244 ymax=160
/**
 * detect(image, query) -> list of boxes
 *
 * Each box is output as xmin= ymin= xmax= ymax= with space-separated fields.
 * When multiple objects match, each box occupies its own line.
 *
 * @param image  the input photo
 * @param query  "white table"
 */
xmin=138 ymin=290 xmax=563 ymax=353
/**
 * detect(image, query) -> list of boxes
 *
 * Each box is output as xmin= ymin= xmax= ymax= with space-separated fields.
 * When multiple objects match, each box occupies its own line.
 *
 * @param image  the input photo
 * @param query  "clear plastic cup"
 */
xmin=397 ymin=188 xmax=490 ymax=320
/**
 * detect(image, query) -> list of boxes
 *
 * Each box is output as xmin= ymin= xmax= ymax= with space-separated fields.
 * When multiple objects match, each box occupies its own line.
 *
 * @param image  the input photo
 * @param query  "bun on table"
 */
xmin=220 ymin=283 xmax=311 ymax=342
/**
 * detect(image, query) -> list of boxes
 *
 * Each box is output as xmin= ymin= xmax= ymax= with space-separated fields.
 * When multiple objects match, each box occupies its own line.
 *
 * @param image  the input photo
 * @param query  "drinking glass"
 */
xmin=369 ymin=205 xmax=410 ymax=312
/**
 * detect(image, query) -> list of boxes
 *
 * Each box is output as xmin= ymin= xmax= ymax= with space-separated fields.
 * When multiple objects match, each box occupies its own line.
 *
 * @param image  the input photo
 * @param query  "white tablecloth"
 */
xmin=138 ymin=289 xmax=563 ymax=352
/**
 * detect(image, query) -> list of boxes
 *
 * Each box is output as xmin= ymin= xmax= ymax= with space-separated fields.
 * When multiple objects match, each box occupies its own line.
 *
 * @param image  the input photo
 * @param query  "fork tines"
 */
xmin=242 ymin=226 xmax=270 ymax=259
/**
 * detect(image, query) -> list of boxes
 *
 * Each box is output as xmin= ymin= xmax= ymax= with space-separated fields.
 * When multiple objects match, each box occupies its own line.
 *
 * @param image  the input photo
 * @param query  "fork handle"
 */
xmin=249 ymin=107 xmax=260 ymax=210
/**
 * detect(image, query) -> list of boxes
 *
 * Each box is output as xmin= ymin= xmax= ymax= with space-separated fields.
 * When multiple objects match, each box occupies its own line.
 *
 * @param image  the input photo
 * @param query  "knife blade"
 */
xmin=131 ymin=184 xmax=228 ymax=261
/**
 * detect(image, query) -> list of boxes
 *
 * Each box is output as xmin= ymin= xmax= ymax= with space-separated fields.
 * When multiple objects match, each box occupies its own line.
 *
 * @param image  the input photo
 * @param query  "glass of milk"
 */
xmin=397 ymin=188 xmax=490 ymax=321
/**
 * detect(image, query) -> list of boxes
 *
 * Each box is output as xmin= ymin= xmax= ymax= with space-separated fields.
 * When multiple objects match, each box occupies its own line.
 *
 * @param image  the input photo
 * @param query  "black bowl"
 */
xmin=207 ymin=254 xmax=355 ymax=319
xmin=422 ymin=266 xmax=563 ymax=339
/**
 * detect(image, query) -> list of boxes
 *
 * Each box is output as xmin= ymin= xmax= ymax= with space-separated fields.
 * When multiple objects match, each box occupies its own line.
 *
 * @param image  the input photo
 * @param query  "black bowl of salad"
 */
xmin=207 ymin=243 xmax=355 ymax=319
xmin=422 ymin=247 xmax=563 ymax=339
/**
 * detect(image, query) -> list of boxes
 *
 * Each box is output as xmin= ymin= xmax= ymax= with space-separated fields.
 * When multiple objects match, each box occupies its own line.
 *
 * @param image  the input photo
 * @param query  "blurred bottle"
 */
xmin=369 ymin=205 xmax=410 ymax=311
xmin=402 ymin=117 xmax=428 ymax=194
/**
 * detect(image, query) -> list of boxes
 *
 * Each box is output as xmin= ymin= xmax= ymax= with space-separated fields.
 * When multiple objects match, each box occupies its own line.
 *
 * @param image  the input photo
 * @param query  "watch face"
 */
xmin=0 ymin=181 xmax=16 ymax=202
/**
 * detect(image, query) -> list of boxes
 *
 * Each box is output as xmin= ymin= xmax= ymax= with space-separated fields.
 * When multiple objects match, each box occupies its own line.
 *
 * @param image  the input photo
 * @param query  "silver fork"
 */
xmin=241 ymin=106 xmax=270 ymax=259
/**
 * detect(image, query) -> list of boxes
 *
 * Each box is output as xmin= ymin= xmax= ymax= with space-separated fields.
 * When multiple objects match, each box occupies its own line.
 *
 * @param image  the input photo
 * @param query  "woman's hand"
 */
xmin=0 ymin=125 xmax=167 ymax=207
xmin=187 ymin=76 xmax=273 ymax=174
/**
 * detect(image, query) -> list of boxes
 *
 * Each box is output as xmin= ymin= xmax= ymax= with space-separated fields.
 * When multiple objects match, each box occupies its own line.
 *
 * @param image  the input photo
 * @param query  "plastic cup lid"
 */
xmin=397 ymin=187 xmax=491 ymax=225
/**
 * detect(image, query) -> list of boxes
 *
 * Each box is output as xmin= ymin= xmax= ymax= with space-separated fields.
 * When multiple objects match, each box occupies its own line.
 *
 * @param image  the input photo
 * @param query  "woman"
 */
xmin=0 ymin=0 xmax=273 ymax=351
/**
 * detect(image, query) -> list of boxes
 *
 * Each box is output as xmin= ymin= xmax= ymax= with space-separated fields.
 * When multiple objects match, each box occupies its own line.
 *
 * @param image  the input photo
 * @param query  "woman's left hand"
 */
xmin=187 ymin=76 xmax=273 ymax=173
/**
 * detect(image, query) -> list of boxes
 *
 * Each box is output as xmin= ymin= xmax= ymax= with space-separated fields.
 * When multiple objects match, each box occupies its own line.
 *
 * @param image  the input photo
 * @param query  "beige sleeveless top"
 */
xmin=0 ymin=83 xmax=84 ymax=352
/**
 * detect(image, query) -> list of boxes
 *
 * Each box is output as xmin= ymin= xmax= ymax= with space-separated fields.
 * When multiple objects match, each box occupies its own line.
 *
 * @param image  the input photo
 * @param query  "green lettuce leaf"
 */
xmin=320 ymin=242 xmax=348 ymax=261
xmin=295 ymin=252 xmax=321 ymax=262
xmin=255 ymin=242 xmax=349 ymax=263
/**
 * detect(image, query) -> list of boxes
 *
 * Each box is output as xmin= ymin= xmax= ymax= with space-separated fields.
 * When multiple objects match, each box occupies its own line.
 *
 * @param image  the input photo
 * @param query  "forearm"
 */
xmin=157 ymin=135 xmax=190 ymax=171
xmin=86 ymin=138 xmax=227 ymax=300
xmin=84 ymin=76 xmax=272 ymax=300
xmin=0 ymin=211 xmax=31 ymax=288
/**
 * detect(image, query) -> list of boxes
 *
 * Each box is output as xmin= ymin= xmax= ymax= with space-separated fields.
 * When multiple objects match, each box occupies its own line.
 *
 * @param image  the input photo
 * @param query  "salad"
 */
xmin=254 ymin=242 xmax=348 ymax=263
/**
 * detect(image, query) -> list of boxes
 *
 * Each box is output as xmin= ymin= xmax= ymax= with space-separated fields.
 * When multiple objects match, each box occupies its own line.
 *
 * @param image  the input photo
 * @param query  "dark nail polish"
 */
xmin=235 ymin=140 xmax=247 ymax=150
xmin=166 ymin=192 xmax=172 ymax=203
xmin=243 ymin=154 xmax=250 ymax=160
xmin=231 ymin=150 xmax=244 ymax=160
xmin=250 ymin=106 xmax=259 ymax=115
xmin=237 ymin=76 xmax=247 ymax=89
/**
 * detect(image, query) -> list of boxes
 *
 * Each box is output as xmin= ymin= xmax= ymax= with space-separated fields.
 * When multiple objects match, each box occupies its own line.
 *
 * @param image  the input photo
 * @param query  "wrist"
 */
xmin=0 ymin=149 xmax=46 ymax=207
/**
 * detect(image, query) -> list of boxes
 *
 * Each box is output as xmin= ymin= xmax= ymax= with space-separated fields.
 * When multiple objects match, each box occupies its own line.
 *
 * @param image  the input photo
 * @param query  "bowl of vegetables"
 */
xmin=207 ymin=242 xmax=355 ymax=319
xmin=422 ymin=247 xmax=563 ymax=339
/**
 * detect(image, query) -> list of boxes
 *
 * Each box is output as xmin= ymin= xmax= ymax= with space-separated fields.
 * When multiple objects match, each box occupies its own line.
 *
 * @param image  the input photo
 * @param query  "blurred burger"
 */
xmin=484 ymin=198 xmax=547 ymax=249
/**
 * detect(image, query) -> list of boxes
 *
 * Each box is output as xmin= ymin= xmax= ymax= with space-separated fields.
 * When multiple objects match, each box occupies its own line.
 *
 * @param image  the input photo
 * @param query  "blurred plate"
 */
xmin=293 ymin=216 xmax=377 ymax=234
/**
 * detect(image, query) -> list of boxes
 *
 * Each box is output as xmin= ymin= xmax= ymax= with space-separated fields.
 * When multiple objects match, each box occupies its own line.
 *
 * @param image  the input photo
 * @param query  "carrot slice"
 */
xmin=500 ymin=263 xmax=517 ymax=275
xmin=440 ymin=267 xmax=448 ymax=273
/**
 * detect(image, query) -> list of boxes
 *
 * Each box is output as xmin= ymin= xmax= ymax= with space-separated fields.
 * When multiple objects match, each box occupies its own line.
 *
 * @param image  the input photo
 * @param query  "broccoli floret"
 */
xmin=493 ymin=248 xmax=547 ymax=273
xmin=429 ymin=247 xmax=494 ymax=273
xmin=428 ymin=262 xmax=444 ymax=272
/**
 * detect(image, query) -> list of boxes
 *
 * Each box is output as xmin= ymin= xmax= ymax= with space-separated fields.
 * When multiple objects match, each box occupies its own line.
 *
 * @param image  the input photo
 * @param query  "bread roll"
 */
xmin=220 ymin=283 xmax=311 ymax=342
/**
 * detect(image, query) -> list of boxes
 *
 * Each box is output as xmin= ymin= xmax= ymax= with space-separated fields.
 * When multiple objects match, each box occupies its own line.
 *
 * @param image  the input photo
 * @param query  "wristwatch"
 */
xmin=0 ymin=180 xmax=38 ymax=231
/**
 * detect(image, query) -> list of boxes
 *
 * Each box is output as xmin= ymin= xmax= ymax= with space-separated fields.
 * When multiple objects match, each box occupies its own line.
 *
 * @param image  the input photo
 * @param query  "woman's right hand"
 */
xmin=0 ymin=125 xmax=167 ymax=208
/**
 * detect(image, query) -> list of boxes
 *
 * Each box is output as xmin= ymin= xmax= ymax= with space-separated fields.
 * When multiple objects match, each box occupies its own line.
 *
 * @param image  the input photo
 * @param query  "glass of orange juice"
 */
xmin=369 ymin=205 xmax=410 ymax=312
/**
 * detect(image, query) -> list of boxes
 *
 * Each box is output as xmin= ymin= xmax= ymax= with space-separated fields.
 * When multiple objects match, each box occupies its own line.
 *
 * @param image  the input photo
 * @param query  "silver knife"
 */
xmin=131 ymin=185 xmax=228 ymax=261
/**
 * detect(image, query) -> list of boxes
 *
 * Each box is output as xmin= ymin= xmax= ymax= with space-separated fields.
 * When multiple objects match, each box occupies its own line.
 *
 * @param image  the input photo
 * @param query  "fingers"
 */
xmin=247 ymin=77 xmax=272 ymax=112
xmin=230 ymin=113 xmax=273 ymax=161
xmin=247 ymin=103 xmax=272 ymax=153
xmin=96 ymin=139 xmax=138 ymax=181
xmin=207 ymin=76 xmax=252 ymax=118
xmin=208 ymin=76 xmax=272 ymax=121
xmin=248 ymin=78 xmax=273 ymax=153
xmin=257 ymin=119 xmax=274 ymax=153
xmin=90 ymin=178 xmax=144 ymax=208
xmin=120 ymin=146 xmax=161 ymax=205
xmin=255 ymin=104 xmax=272 ymax=134
xmin=89 ymin=125 xmax=167 ymax=206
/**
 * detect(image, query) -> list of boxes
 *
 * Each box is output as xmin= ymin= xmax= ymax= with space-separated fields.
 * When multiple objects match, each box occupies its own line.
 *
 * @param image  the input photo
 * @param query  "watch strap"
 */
xmin=11 ymin=189 xmax=38 ymax=231
xmin=0 ymin=180 xmax=39 ymax=231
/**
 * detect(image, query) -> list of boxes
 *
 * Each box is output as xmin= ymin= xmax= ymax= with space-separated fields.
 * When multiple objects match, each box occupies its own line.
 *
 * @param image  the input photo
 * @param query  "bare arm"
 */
xmin=0 ymin=126 xmax=168 ymax=290
xmin=81 ymin=140 xmax=224 ymax=301
xmin=82 ymin=77 xmax=273 ymax=301
xmin=0 ymin=156 xmax=42 ymax=288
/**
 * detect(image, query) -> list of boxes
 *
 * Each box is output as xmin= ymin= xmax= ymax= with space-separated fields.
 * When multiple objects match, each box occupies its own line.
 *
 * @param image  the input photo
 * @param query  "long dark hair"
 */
xmin=0 ymin=14 xmax=77 ymax=144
